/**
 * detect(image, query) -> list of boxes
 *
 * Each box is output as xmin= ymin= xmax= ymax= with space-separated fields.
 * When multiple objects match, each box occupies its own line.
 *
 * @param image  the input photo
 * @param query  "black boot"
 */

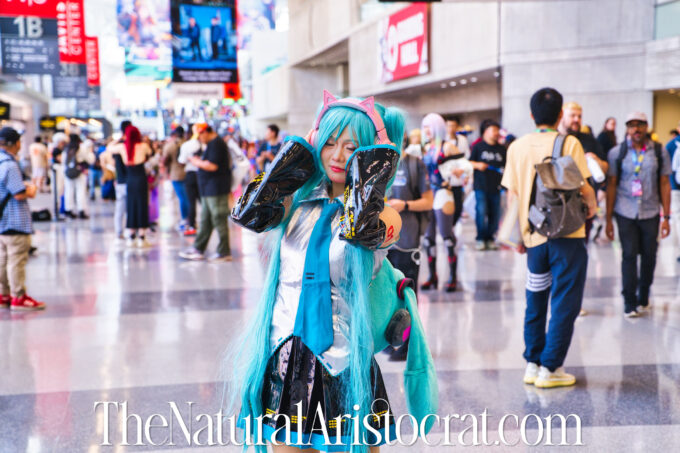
xmin=232 ymin=137 xmax=316 ymax=232
xmin=339 ymin=145 xmax=399 ymax=249
xmin=420 ymin=257 xmax=438 ymax=290
xmin=446 ymin=254 xmax=458 ymax=292
xmin=78 ymin=211 xmax=89 ymax=219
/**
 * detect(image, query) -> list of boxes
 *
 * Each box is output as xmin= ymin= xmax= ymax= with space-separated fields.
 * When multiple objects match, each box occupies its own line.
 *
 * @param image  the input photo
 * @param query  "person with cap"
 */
xmin=162 ymin=126 xmax=189 ymax=230
xmin=605 ymin=111 xmax=672 ymax=318
xmin=0 ymin=127 xmax=45 ymax=311
xmin=179 ymin=124 xmax=232 ymax=261
xmin=469 ymin=119 xmax=506 ymax=250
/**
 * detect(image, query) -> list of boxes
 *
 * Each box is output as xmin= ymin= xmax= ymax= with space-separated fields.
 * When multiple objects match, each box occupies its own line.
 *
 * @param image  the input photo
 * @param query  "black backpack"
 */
xmin=528 ymin=134 xmax=588 ymax=238
xmin=614 ymin=140 xmax=662 ymax=196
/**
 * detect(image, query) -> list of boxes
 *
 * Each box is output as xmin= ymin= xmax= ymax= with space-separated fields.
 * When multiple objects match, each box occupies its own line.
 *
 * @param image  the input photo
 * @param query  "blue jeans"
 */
xmin=89 ymin=168 xmax=102 ymax=198
xmin=474 ymin=190 xmax=500 ymax=241
xmin=524 ymin=238 xmax=587 ymax=371
xmin=172 ymin=180 xmax=190 ymax=221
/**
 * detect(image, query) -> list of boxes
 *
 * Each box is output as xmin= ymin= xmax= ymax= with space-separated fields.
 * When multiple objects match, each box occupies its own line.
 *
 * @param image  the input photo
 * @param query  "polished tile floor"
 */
xmin=1 ymin=185 xmax=679 ymax=452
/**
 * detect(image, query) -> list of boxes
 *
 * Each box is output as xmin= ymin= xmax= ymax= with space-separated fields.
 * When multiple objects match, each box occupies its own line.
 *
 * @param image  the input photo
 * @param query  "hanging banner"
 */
xmin=85 ymin=36 xmax=100 ymax=86
xmin=171 ymin=0 xmax=238 ymax=83
xmin=0 ymin=15 xmax=60 ymax=75
xmin=378 ymin=2 xmax=429 ymax=83
xmin=52 ymin=62 xmax=88 ymax=98
xmin=0 ymin=0 xmax=57 ymax=18
xmin=56 ymin=0 xmax=86 ymax=64
xmin=116 ymin=0 xmax=172 ymax=81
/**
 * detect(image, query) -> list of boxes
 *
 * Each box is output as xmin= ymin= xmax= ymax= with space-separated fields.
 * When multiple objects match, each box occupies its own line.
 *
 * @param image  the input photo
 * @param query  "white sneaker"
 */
xmin=523 ymin=362 xmax=539 ymax=384
xmin=475 ymin=241 xmax=486 ymax=251
xmin=136 ymin=237 xmax=151 ymax=248
xmin=534 ymin=366 xmax=576 ymax=388
xmin=624 ymin=309 xmax=639 ymax=319
xmin=125 ymin=238 xmax=135 ymax=248
xmin=179 ymin=248 xmax=204 ymax=261
xmin=636 ymin=304 xmax=650 ymax=314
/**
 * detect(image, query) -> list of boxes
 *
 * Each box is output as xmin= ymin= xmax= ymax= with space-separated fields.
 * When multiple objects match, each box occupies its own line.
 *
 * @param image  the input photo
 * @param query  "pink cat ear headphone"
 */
xmin=308 ymin=90 xmax=392 ymax=147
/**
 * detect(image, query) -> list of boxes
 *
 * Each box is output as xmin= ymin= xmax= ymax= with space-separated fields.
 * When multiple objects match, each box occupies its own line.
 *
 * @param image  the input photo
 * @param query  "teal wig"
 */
xmin=222 ymin=96 xmax=405 ymax=453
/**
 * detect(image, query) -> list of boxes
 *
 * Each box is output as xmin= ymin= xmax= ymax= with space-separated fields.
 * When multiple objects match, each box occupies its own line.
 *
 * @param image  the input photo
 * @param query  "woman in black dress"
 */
xmin=116 ymin=126 xmax=152 ymax=247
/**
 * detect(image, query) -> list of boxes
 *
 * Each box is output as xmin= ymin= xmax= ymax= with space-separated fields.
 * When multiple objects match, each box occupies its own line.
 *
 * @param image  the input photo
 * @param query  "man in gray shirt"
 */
xmin=605 ymin=112 xmax=672 ymax=318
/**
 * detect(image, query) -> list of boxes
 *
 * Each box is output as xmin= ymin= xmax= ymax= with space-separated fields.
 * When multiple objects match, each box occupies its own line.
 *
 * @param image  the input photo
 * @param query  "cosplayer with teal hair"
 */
xmin=420 ymin=112 xmax=460 ymax=293
xmin=226 ymin=91 xmax=437 ymax=453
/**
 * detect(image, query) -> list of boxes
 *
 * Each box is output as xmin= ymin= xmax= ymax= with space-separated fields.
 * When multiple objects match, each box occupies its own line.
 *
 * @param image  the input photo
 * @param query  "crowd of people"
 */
xmin=1 ymin=91 xmax=679 ymax=394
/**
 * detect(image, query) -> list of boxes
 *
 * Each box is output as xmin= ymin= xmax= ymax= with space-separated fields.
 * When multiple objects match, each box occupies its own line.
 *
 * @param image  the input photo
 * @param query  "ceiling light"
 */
xmin=449 ymin=81 xmax=457 ymax=87
xmin=494 ymin=71 xmax=500 ymax=78
xmin=460 ymin=79 xmax=468 ymax=85
xmin=470 ymin=77 xmax=478 ymax=83
xmin=440 ymin=83 xmax=447 ymax=89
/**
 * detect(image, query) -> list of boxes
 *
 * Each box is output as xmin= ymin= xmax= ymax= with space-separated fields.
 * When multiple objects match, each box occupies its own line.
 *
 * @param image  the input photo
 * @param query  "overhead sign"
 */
xmin=85 ymin=36 xmax=99 ymax=85
xmin=171 ymin=0 xmax=238 ymax=83
xmin=378 ymin=2 xmax=429 ymax=83
xmin=76 ymin=85 xmax=101 ymax=112
xmin=56 ymin=0 xmax=86 ymax=64
xmin=0 ymin=16 xmax=60 ymax=75
xmin=52 ymin=63 xmax=88 ymax=98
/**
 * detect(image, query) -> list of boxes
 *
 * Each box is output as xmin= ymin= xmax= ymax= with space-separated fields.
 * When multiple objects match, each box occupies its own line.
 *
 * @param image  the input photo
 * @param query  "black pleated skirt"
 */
xmin=259 ymin=336 xmax=395 ymax=450
xmin=125 ymin=164 xmax=149 ymax=229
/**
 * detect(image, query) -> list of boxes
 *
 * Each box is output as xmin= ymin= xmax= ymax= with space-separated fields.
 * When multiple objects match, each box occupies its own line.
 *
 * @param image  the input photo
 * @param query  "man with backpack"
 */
xmin=501 ymin=88 xmax=596 ymax=388
xmin=385 ymin=145 xmax=433 ymax=360
xmin=605 ymin=112 xmax=672 ymax=318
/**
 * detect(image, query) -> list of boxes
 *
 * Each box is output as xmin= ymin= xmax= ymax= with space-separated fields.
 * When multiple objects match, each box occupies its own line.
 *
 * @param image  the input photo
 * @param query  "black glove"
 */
xmin=231 ymin=137 xmax=315 ymax=232
xmin=339 ymin=145 xmax=400 ymax=249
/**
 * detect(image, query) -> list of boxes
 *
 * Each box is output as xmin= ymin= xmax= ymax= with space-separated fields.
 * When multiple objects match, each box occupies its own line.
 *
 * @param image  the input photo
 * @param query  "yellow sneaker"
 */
xmin=523 ymin=362 xmax=539 ymax=384
xmin=534 ymin=366 xmax=575 ymax=388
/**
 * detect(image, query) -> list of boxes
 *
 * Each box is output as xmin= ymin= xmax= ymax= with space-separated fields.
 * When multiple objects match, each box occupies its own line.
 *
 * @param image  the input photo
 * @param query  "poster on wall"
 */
xmin=116 ymin=0 xmax=172 ymax=80
xmin=378 ymin=2 xmax=429 ymax=83
xmin=0 ymin=15 xmax=60 ymax=75
xmin=171 ymin=0 xmax=238 ymax=83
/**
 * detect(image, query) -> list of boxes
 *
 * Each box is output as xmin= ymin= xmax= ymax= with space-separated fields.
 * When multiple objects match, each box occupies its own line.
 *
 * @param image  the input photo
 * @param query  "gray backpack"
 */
xmin=528 ymin=134 xmax=588 ymax=238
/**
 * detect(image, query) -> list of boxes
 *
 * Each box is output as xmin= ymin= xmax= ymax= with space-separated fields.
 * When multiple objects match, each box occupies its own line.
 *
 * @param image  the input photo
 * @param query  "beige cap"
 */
xmin=625 ymin=111 xmax=648 ymax=124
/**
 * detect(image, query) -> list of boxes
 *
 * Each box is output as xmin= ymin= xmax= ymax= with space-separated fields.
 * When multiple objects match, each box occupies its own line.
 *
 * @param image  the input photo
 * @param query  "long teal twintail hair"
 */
xmin=222 ymin=95 xmax=405 ymax=453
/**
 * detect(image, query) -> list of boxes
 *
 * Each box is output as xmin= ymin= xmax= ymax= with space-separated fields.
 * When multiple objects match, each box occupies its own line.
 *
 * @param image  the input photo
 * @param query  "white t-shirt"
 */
xmin=29 ymin=142 xmax=49 ymax=169
xmin=178 ymin=138 xmax=202 ymax=172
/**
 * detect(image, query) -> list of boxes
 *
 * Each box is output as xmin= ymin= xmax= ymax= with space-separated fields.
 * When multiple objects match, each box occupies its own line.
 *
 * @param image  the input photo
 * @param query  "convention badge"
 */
xmin=631 ymin=179 xmax=643 ymax=197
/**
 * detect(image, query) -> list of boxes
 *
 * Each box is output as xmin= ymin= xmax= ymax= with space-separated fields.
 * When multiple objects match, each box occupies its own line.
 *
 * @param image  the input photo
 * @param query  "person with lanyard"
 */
xmin=0 ymin=127 xmax=45 ymax=311
xmin=501 ymin=88 xmax=596 ymax=388
xmin=420 ymin=113 xmax=461 ymax=292
xmin=605 ymin=112 xmax=672 ymax=318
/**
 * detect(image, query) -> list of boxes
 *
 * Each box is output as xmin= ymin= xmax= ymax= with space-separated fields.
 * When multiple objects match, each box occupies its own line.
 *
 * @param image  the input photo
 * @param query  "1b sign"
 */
xmin=379 ymin=3 xmax=429 ymax=83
